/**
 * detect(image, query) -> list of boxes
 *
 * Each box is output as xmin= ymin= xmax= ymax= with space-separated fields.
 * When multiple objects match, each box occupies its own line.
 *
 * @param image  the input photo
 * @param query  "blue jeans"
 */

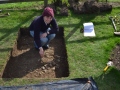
xmin=30 ymin=31 xmax=56 ymax=48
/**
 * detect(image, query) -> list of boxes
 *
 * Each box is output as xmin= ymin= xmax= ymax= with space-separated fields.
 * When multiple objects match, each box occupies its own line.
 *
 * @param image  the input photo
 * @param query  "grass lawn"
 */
xmin=0 ymin=1 xmax=120 ymax=90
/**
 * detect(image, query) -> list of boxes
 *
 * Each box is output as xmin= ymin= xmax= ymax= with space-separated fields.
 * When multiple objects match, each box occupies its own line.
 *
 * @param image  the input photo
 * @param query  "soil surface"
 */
xmin=2 ymin=27 xmax=69 ymax=78
xmin=109 ymin=2 xmax=120 ymax=7
xmin=110 ymin=44 xmax=120 ymax=71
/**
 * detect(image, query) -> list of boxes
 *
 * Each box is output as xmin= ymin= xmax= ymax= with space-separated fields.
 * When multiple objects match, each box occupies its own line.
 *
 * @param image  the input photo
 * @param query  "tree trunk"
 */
xmin=44 ymin=0 xmax=48 ymax=7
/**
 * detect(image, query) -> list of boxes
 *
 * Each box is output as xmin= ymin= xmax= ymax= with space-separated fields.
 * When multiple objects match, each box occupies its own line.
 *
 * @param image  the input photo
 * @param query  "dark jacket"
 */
xmin=29 ymin=15 xmax=58 ymax=48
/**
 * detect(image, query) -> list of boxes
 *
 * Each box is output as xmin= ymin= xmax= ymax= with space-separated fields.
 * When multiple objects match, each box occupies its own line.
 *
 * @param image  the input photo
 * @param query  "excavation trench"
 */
xmin=2 ymin=27 xmax=69 ymax=78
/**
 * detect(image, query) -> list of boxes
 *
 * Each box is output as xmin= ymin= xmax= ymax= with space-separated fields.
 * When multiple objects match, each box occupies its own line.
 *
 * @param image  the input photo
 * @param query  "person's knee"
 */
xmin=40 ymin=38 xmax=48 ymax=46
xmin=48 ymin=34 xmax=56 ymax=40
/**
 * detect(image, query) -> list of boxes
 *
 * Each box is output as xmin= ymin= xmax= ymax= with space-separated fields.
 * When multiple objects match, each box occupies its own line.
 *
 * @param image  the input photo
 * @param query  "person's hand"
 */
xmin=40 ymin=33 xmax=47 ymax=38
xmin=39 ymin=47 xmax=44 ymax=58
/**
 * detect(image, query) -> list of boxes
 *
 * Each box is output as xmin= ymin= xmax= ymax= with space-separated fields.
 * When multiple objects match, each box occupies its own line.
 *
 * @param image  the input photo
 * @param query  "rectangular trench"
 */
xmin=2 ymin=27 xmax=69 ymax=78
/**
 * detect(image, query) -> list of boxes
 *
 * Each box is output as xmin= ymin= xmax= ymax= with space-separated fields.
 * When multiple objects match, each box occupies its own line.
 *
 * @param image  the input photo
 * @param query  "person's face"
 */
xmin=43 ymin=16 xmax=52 ymax=24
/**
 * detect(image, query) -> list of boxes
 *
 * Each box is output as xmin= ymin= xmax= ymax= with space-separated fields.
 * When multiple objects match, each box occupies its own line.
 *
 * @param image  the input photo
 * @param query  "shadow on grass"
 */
xmin=0 ymin=9 xmax=42 ymax=42
xmin=95 ymin=68 xmax=120 ymax=90
xmin=66 ymin=35 xmax=116 ymax=44
xmin=57 ymin=10 xmax=113 ymax=41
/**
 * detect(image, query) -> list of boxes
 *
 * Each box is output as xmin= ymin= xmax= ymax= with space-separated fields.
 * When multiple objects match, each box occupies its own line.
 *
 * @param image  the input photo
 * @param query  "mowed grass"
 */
xmin=0 ymin=1 xmax=120 ymax=90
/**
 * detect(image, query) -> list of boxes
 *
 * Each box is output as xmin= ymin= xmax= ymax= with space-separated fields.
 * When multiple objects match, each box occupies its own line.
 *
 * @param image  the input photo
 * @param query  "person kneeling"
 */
xmin=29 ymin=7 xmax=59 ymax=58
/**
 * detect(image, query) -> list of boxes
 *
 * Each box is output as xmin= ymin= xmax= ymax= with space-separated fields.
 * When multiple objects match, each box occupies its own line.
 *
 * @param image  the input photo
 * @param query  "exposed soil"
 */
xmin=109 ymin=2 xmax=120 ymax=7
xmin=110 ymin=44 xmax=120 ymax=71
xmin=2 ymin=27 xmax=69 ymax=78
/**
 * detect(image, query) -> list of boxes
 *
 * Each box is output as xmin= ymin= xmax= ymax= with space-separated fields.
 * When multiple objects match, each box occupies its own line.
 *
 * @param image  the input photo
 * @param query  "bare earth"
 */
xmin=110 ymin=44 xmax=120 ymax=71
xmin=2 ymin=27 xmax=69 ymax=78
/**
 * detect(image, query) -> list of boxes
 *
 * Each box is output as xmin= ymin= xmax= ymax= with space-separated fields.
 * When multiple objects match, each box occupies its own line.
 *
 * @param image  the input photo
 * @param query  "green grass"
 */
xmin=0 ymin=1 xmax=44 ymax=9
xmin=0 ymin=1 xmax=120 ymax=90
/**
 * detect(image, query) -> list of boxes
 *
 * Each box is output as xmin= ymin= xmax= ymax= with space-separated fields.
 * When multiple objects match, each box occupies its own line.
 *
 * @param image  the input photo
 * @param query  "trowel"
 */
xmin=109 ymin=16 xmax=120 ymax=36
xmin=103 ymin=61 xmax=113 ymax=72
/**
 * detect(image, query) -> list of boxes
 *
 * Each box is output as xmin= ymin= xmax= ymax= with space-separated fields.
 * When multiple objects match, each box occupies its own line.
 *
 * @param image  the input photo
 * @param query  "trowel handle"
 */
xmin=109 ymin=17 xmax=117 ymax=31
xmin=104 ymin=66 xmax=109 ymax=72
